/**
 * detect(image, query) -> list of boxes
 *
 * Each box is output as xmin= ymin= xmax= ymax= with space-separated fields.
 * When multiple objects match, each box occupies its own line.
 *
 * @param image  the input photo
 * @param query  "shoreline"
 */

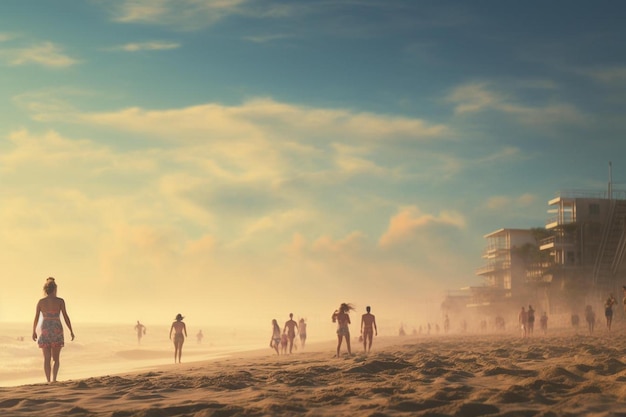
xmin=3 ymin=330 xmax=626 ymax=416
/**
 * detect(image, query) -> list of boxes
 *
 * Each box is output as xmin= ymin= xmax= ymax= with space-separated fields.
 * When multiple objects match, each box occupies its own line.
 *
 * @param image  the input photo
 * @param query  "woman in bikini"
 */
xmin=32 ymin=277 xmax=75 ymax=383
xmin=269 ymin=319 xmax=281 ymax=355
xmin=331 ymin=303 xmax=354 ymax=357
xmin=169 ymin=313 xmax=187 ymax=363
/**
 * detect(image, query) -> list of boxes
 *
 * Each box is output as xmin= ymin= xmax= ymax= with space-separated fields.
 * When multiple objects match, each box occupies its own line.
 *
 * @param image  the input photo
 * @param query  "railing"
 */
xmin=592 ymin=200 xmax=616 ymax=284
xmin=539 ymin=235 xmax=574 ymax=247
xmin=475 ymin=262 xmax=511 ymax=275
xmin=553 ymin=189 xmax=626 ymax=200
xmin=545 ymin=215 xmax=575 ymax=227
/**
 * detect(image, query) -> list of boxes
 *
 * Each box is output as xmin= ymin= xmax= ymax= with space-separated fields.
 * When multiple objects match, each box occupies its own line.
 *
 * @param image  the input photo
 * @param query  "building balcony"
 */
xmin=545 ymin=215 xmax=576 ymax=229
xmin=539 ymin=235 xmax=576 ymax=251
xmin=476 ymin=262 xmax=511 ymax=275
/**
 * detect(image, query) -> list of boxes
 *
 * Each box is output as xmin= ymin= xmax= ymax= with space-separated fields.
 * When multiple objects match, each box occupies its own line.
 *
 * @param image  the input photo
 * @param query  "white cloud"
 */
xmin=0 ymin=41 xmax=78 ymax=67
xmin=485 ymin=193 xmax=537 ymax=210
xmin=242 ymin=33 xmax=292 ymax=43
xmin=80 ymin=98 xmax=448 ymax=143
xmin=110 ymin=41 xmax=181 ymax=52
xmin=378 ymin=206 xmax=465 ymax=248
xmin=447 ymin=83 xmax=501 ymax=114
xmin=109 ymin=0 xmax=249 ymax=29
xmin=447 ymin=82 xmax=587 ymax=127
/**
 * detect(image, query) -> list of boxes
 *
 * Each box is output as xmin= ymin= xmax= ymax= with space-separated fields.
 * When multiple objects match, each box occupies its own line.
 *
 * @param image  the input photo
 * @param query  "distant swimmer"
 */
xmin=298 ymin=318 xmax=307 ymax=349
xmin=360 ymin=306 xmax=377 ymax=353
xmin=134 ymin=321 xmax=146 ymax=344
xmin=332 ymin=303 xmax=354 ymax=356
xmin=169 ymin=314 xmax=187 ymax=363
xmin=32 ymin=277 xmax=75 ymax=383
xmin=283 ymin=313 xmax=299 ymax=354
xmin=269 ymin=319 xmax=281 ymax=355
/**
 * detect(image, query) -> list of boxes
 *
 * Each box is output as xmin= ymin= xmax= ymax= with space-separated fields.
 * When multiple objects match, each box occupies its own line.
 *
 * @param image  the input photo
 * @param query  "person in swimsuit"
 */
xmin=298 ymin=318 xmax=307 ymax=349
xmin=135 ymin=321 xmax=146 ymax=344
xmin=32 ymin=277 xmax=75 ymax=383
xmin=331 ymin=303 xmax=354 ymax=357
xmin=169 ymin=313 xmax=187 ymax=363
xmin=283 ymin=313 xmax=299 ymax=354
xmin=360 ymin=306 xmax=378 ymax=353
xmin=605 ymin=295 xmax=616 ymax=331
xmin=269 ymin=319 xmax=281 ymax=355
xmin=527 ymin=305 xmax=535 ymax=336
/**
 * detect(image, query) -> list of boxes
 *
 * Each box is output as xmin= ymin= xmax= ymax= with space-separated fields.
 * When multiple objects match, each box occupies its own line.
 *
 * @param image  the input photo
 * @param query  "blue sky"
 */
xmin=2 ymin=0 xmax=626 ymax=328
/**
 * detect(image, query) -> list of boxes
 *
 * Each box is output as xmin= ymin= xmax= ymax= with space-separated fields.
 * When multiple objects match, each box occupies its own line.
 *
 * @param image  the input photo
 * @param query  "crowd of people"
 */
xmin=31 ymin=276 xmax=626 ymax=383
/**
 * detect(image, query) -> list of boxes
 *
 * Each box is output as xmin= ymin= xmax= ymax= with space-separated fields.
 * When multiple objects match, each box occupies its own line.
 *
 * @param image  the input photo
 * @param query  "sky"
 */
xmin=2 ymin=0 xmax=626 ymax=330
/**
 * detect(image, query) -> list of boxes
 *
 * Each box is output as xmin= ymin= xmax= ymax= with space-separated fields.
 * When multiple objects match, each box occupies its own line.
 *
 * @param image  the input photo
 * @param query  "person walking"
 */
xmin=169 ymin=314 xmax=187 ymax=363
xmin=32 ymin=277 xmax=75 ymax=383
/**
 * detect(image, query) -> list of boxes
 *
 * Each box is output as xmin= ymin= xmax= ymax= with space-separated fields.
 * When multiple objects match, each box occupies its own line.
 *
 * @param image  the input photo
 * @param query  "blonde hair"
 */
xmin=43 ymin=277 xmax=57 ymax=295
xmin=339 ymin=303 xmax=355 ymax=313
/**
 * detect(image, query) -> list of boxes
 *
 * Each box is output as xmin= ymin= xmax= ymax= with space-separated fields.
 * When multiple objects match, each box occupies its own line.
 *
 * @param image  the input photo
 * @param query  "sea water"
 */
xmin=0 ymin=322 xmax=270 ymax=387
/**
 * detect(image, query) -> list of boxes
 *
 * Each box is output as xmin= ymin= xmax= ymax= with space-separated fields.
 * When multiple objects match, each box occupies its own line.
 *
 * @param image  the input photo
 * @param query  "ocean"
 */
xmin=0 ymin=322 xmax=273 ymax=387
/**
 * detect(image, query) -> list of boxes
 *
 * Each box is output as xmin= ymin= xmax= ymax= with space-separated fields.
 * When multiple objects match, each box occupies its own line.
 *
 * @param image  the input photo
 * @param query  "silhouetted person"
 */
xmin=360 ymin=306 xmax=377 ymax=353
xmin=283 ymin=313 xmax=299 ymax=354
xmin=280 ymin=333 xmax=288 ymax=355
xmin=169 ymin=314 xmax=187 ymax=363
xmin=571 ymin=313 xmax=580 ymax=331
xmin=518 ymin=306 xmax=528 ymax=338
xmin=134 ymin=321 xmax=146 ymax=344
xmin=269 ymin=319 xmax=280 ymax=355
xmin=585 ymin=305 xmax=596 ymax=334
xmin=527 ymin=305 xmax=535 ymax=336
xmin=298 ymin=318 xmax=307 ymax=349
xmin=540 ymin=312 xmax=548 ymax=335
xmin=444 ymin=314 xmax=450 ymax=333
xmin=332 ymin=303 xmax=354 ymax=356
xmin=196 ymin=329 xmax=203 ymax=344
xmin=32 ymin=277 xmax=75 ymax=383
xmin=605 ymin=295 xmax=616 ymax=331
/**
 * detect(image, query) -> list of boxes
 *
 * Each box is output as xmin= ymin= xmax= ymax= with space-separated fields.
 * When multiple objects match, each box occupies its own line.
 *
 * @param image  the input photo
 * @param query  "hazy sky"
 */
xmin=2 ymin=1 xmax=626 ymax=329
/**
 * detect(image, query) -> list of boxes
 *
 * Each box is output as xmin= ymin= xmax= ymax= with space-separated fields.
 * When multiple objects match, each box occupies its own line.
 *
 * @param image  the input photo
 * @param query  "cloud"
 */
xmin=580 ymin=66 xmax=626 ymax=86
xmin=79 ymin=98 xmax=448 ymax=143
xmin=0 ymin=41 xmax=78 ymax=67
xmin=241 ymin=33 xmax=292 ymax=44
xmin=109 ymin=41 xmax=181 ymax=52
xmin=447 ymin=82 xmax=587 ymax=127
xmin=378 ymin=206 xmax=465 ymax=248
xmin=108 ymin=0 xmax=249 ymax=29
xmin=447 ymin=83 xmax=501 ymax=114
xmin=0 ymin=33 xmax=14 ymax=42
xmin=485 ymin=193 xmax=537 ymax=210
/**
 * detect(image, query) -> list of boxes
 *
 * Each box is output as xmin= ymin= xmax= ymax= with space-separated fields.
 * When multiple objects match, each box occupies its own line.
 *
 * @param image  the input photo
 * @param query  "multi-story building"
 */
xmin=445 ymin=188 xmax=626 ymax=319
xmin=472 ymin=228 xmax=543 ymax=311
xmin=539 ymin=190 xmax=626 ymax=311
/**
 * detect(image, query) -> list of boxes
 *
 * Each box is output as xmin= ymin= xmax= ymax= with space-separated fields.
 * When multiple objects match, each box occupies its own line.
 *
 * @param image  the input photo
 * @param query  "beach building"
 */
xmin=539 ymin=190 xmax=626 ymax=309
xmin=444 ymin=185 xmax=626 ymax=320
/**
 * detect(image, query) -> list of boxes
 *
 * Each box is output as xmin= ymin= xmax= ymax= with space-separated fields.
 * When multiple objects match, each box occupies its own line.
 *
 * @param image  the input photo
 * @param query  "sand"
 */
xmin=3 ymin=330 xmax=626 ymax=417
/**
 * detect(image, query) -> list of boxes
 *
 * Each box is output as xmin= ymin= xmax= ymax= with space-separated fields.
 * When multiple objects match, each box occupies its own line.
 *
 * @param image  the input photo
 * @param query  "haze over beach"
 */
xmin=3 ymin=1 xmax=626 ymax=414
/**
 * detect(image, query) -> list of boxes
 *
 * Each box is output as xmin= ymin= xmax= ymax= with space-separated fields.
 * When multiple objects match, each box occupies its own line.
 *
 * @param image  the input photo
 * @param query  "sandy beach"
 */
xmin=3 ymin=329 xmax=626 ymax=417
